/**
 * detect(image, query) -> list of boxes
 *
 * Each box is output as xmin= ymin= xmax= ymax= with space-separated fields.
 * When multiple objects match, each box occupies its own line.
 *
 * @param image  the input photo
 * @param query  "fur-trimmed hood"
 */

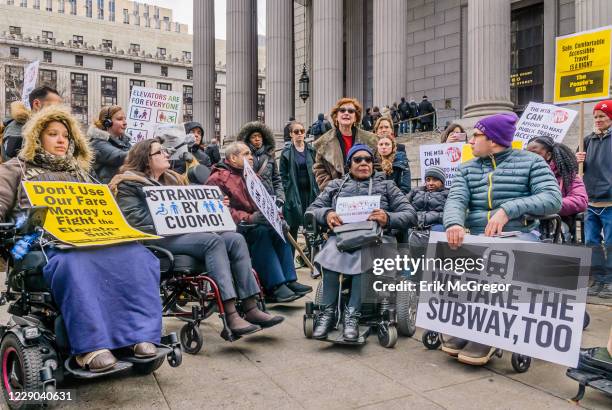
xmin=237 ymin=121 xmax=275 ymax=152
xmin=10 ymin=101 xmax=31 ymax=124
xmin=20 ymin=105 xmax=92 ymax=171
xmin=86 ymin=125 xmax=115 ymax=142
xmin=108 ymin=169 xmax=185 ymax=195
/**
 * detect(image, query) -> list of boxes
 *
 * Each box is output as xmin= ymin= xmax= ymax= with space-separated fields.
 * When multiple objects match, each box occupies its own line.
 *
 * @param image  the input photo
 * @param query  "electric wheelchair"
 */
xmin=0 ymin=208 xmax=182 ymax=409
xmin=301 ymin=211 xmax=418 ymax=348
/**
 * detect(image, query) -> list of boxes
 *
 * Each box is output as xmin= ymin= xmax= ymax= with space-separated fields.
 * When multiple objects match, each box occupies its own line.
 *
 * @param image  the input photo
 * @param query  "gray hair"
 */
xmin=225 ymin=141 xmax=248 ymax=159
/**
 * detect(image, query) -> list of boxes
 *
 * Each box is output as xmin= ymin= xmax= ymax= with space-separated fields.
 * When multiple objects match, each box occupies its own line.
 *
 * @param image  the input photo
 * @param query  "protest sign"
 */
xmin=23 ymin=181 xmax=159 ymax=246
xmin=126 ymin=86 xmax=183 ymax=144
xmin=415 ymin=232 xmax=590 ymax=368
xmin=336 ymin=195 xmax=381 ymax=223
xmin=21 ymin=60 xmax=39 ymax=109
xmin=554 ymin=26 xmax=612 ymax=104
xmin=243 ymin=159 xmax=285 ymax=241
xmin=142 ymin=185 xmax=236 ymax=235
xmin=514 ymin=102 xmax=578 ymax=146
xmin=419 ymin=142 xmax=464 ymax=188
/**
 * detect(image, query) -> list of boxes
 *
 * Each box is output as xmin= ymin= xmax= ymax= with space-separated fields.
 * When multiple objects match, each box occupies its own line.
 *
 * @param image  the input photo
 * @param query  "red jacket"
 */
xmin=550 ymin=162 xmax=588 ymax=217
xmin=206 ymin=160 xmax=258 ymax=224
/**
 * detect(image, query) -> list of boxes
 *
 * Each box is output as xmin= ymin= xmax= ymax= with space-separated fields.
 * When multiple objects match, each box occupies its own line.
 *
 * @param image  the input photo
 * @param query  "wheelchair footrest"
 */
xmin=64 ymin=358 xmax=133 ymax=379
xmin=119 ymin=346 xmax=172 ymax=364
xmin=566 ymin=368 xmax=612 ymax=396
xmin=319 ymin=326 xmax=370 ymax=345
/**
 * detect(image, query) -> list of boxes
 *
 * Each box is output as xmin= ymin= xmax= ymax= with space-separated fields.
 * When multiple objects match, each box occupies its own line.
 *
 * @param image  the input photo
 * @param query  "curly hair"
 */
xmin=527 ymin=135 xmax=578 ymax=193
xmin=330 ymin=97 xmax=363 ymax=129
xmin=373 ymin=116 xmax=394 ymax=137
xmin=376 ymin=135 xmax=397 ymax=176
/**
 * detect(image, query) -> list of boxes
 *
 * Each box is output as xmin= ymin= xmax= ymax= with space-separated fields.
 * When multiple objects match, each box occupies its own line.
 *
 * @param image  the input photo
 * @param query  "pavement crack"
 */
xmin=153 ymin=371 xmax=172 ymax=410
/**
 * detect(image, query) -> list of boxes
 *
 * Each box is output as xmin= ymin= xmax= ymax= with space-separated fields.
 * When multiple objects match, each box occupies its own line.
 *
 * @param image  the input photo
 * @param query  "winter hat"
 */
xmin=593 ymin=100 xmax=612 ymax=120
xmin=474 ymin=112 xmax=518 ymax=148
xmin=424 ymin=166 xmax=446 ymax=185
xmin=346 ymin=144 xmax=374 ymax=165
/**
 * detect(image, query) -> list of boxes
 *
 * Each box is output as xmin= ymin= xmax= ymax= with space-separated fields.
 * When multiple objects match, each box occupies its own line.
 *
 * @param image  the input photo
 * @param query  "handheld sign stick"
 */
xmin=285 ymin=231 xmax=320 ymax=279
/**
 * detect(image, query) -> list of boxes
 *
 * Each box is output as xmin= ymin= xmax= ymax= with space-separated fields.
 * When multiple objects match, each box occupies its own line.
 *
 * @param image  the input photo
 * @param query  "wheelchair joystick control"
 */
xmin=11 ymin=232 xmax=40 ymax=260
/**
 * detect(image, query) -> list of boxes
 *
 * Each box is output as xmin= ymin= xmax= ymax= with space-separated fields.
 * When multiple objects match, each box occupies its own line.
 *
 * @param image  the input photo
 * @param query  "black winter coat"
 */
xmin=205 ymin=144 xmax=221 ymax=165
xmin=87 ymin=126 xmax=131 ymax=184
xmin=279 ymin=143 xmax=319 ymax=227
xmin=418 ymin=100 xmax=435 ymax=124
xmin=407 ymin=186 xmax=449 ymax=228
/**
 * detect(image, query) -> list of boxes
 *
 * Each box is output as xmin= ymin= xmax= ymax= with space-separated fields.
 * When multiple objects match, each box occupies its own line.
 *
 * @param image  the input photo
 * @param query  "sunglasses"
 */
xmin=150 ymin=148 xmax=169 ymax=157
xmin=292 ymin=129 xmax=306 ymax=135
xmin=338 ymin=107 xmax=356 ymax=114
xmin=352 ymin=156 xmax=372 ymax=164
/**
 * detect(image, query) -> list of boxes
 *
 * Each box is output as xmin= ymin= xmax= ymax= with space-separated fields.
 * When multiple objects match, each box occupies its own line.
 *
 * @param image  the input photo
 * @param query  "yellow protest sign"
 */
xmin=554 ymin=26 xmax=612 ymax=104
xmin=23 ymin=181 xmax=160 ymax=247
xmin=461 ymin=141 xmax=523 ymax=163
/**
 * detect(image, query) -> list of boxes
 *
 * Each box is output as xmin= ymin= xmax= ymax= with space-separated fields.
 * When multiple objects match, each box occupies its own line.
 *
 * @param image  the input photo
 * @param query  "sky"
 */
xmin=143 ymin=0 xmax=267 ymax=38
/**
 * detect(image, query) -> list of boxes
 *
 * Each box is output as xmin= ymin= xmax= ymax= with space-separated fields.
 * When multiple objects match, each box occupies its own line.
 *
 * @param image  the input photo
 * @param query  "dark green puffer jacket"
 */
xmin=443 ymin=148 xmax=562 ymax=234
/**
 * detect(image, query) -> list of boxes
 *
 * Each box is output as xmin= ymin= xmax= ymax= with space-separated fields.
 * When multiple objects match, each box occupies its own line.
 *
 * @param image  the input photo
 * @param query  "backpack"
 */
xmin=311 ymin=120 xmax=323 ymax=136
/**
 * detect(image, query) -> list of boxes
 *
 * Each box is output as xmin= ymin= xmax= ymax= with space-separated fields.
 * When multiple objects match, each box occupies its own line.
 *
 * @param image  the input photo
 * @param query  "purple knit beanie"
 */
xmin=474 ymin=113 xmax=518 ymax=148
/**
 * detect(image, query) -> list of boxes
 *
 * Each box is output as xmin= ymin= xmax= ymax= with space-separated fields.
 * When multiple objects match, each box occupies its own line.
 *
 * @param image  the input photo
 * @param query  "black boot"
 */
xmin=312 ymin=306 xmax=335 ymax=340
xmin=343 ymin=307 xmax=360 ymax=342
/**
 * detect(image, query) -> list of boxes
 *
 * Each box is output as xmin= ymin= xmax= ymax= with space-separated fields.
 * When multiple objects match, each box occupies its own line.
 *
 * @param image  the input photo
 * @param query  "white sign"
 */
xmin=142 ymin=185 xmax=236 ymax=235
xmin=127 ymin=86 xmax=183 ymax=145
xmin=336 ymin=195 xmax=381 ymax=223
xmin=415 ymin=232 xmax=590 ymax=368
xmin=419 ymin=142 xmax=464 ymax=188
xmin=21 ymin=60 xmax=39 ymax=109
xmin=514 ymin=102 xmax=578 ymax=146
xmin=243 ymin=159 xmax=285 ymax=241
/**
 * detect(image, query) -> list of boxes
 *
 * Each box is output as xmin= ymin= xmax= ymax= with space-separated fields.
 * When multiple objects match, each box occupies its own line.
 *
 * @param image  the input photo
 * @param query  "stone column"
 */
xmin=463 ymin=0 xmax=514 ymax=118
xmin=575 ymin=0 xmax=612 ymax=31
xmin=345 ymin=0 xmax=365 ymax=103
xmin=312 ymin=0 xmax=343 ymax=119
xmin=227 ymin=0 xmax=257 ymax=140
xmin=543 ymin=0 xmax=558 ymax=102
xmin=373 ymin=0 xmax=407 ymax=108
xmin=192 ymin=0 xmax=215 ymax=142
xmin=266 ymin=0 xmax=294 ymax=137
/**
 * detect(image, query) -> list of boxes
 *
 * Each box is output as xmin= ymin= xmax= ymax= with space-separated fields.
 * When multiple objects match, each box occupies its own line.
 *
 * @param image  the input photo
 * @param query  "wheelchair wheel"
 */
xmin=378 ymin=324 xmax=398 ymax=348
xmin=396 ymin=288 xmax=417 ymax=337
xmin=167 ymin=346 xmax=182 ymax=368
xmin=303 ymin=316 xmax=314 ymax=339
xmin=314 ymin=281 xmax=324 ymax=305
xmin=511 ymin=353 xmax=531 ymax=373
xmin=1 ymin=333 xmax=44 ymax=409
xmin=583 ymin=311 xmax=590 ymax=330
xmin=422 ymin=331 xmax=441 ymax=350
xmin=180 ymin=323 xmax=203 ymax=355
xmin=133 ymin=357 xmax=165 ymax=375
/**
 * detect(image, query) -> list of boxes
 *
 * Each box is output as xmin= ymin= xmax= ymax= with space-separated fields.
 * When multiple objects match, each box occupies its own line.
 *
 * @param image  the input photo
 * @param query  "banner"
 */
xmin=336 ymin=195 xmax=381 ymax=223
xmin=142 ymin=185 xmax=236 ymax=235
xmin=415 ymin=232 xmax=590 ymax=368
xmin=554 ymin=26 xmax=612 ymax=104
xmin=243 ymin=159 xmax=285 ymax=241
xmin=419 ymin=142 xmax=464 ymax=188
xmin=21 ymin=60 xmax=39 ymax=110
xmin=514 ymin=102 xmax=578 ymax=146
xmin=23 ymin=181 xmax=159 ymax=246
xmin=126 ymin=86 xmax=183 ymax=145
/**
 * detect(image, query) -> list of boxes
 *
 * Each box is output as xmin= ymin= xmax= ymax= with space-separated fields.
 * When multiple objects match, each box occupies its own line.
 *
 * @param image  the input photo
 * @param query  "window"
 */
xmin=129 ymin=43 xmax=140 ymax=52
xmin=9 ymin=26 xmax=22 ymax=35
xmin=157 ymin=82 xmax=171 ymax=91
xmin=4 ymin=66 xmax=24 ymax=117
xmin=73 ymin=35 xmax=83 ymax=45
xmin=257 ymin=93 xmax=265 ymax=122
xmin=187 ymin=69 xmax=192 ymax=80
xmin=58 ymin=0 xmax=64 ymax=13
xmin=123 ymin=8 xmax=128 ymax=23
xmin=214 ymin=88 xmax=221 ymax=139
xmin=33 ymin=0 xmax=40 ymax=9
xmin=157 ymin=47 xmax=166 ymax=56
xmin=85 ymin=0 xmax=92 ymax=17
xmin=101 ymin=76 xmax=117 ymax=105
xmin=182 ymin=51 xmax=191 ymax=60
xmin=46 ymin=0 xmax=52 ymax=11
xmin=69 ymin=0 xmax=76 ymax=15
xmin=164 ymin=16 xmax=169 ymax=31
xmin=20 ymin=1 xmax=27 ymax=7
xmin=102 ymin=39 xmax=112 ymax=49
xmin=43 ymin=50 xmax=52 ymax=63
xmin=75 ymin=55 xmax=83 ymax=66
xmin=10 ymin=47 xmax=19 ymax=58
xmin=129 ymin=79 xmax=145 ymax=94
xmin=109 ymin=0 xmax=115 ymax=21
xmin=134 ymin=62 xmax=141 ymax=73
xmin=257 ymin=78 xmax=263 ymax=89
xmin=97 ymin=0 xmax=103 ymax=19
xmin=71 ymin=72 xmax=88 ymax=124
xmin=145 ymin=17 xmax=150 ymax=28
xmin=7 ymin=0 xmax=14 ymax=5
xmin=183 ymin=85 xmax=193 ymax=122
xmin=105 ymin=58 xmax=113 ymax=70
xmin=42 ymin=30 xmax=53 ymax=40
xmin=175 ymin=22 xmax=180 ymax=33
xmin=38 ymin=69 xmax=57 ymax=89
xmin=161 ymin=66 xmax=168 ymax=77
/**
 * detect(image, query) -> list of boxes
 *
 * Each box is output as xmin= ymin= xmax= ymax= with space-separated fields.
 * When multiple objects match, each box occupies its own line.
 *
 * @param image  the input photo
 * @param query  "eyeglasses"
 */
xmin=352 ymin=156 xmax=373 ymax=164
xmin=472 ymin=132 xmax=487 ymax=139
xmin=338 ymin=107 xmax=356 ymax=114
xmin=292 ymin=129 xmax=306 ymax=135
xmin=150 ymin=148 xmax=169 ymax=157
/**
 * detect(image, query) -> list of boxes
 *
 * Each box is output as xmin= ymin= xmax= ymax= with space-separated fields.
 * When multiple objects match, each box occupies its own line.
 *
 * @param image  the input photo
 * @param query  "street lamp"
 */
xmin=299 ymin=63 xmax=309 ymax=103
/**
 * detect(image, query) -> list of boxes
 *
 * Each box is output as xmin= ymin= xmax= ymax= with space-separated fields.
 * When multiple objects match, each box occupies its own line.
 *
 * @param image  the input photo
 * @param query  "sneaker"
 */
xmin=441 ymin=335 xmax=469 ymax=356
xmin=286 ymin=281 xmax=313 ymax=296
xmin=598 ymin=283 xmax=612 ymax=299
xmin=587 ymin=282 xmax=603 ymax=297
xmin=457 ymin=342 xmax=496 ymax=365
xmin=266 ymin=284 xmax=300 ymax=303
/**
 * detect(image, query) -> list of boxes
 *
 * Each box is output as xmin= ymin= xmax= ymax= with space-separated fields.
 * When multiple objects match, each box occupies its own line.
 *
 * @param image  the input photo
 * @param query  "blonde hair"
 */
xmin=373 ymin=116 xmax=395 ymax=137
xmin=376 ymin=135 xmax=397 ymax=176
xmin=330 ymin=97 xmax=363 ymax=128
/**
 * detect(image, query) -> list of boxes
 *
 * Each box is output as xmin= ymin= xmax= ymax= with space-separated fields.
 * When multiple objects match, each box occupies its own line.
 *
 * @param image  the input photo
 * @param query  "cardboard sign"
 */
xmin=142 ymin=185 xmax=236 ymax=235
xmin=419 ymin=143 xmax=465 ymax=188
xmin=415 ymin=232 xmax=590 ymax=368
xmin=21 ymin=60 xmax=39 ymax=110
xmin=514 ymin=102 xmax=578 ymax=145
xmin=554 ymin=26 xmax=612 ymax=104
xmin=23 ymin=181 xmax=159 ymax=246
xmin=127 ymin=86 xmax=183 ymax=144
xmin=336 ymin=195 xmax=381 ymax=223
xmin=243 ymin=159 xmax=285 ymax=241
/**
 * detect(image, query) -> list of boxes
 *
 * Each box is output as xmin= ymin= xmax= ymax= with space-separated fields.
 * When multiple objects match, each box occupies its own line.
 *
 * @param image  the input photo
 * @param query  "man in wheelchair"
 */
xmin=306 ymin=144 xmax=416 ymax=342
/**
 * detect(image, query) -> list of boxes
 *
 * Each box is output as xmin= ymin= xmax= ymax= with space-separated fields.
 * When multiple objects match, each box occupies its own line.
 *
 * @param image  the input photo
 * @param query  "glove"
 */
xmin=185 ymin=133 xmax=197 ymax=147
xmin=249 ymin=211 xmax=268 ymax=225
xmin=275 ymin=198 xmax=285 ymax=209
xmin=281 ymin=219 xmax=290 ymax=234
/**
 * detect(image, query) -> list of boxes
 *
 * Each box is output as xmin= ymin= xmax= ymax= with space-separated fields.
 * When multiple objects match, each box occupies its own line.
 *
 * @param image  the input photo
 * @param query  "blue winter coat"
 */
xmin=384 ymin=150 xmax=411 ymax=194
xmin=443 ymin=148 xmax=562 ymax=234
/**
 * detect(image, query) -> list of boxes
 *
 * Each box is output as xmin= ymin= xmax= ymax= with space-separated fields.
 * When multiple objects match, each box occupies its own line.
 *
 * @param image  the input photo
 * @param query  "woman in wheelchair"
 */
xmin=307 ymin=144 xmax=416 ymax=341
xmin=110 ymin=138 xmax=284 ymax=338
xmin=0 ymin=106 xmax=161 ymax=372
